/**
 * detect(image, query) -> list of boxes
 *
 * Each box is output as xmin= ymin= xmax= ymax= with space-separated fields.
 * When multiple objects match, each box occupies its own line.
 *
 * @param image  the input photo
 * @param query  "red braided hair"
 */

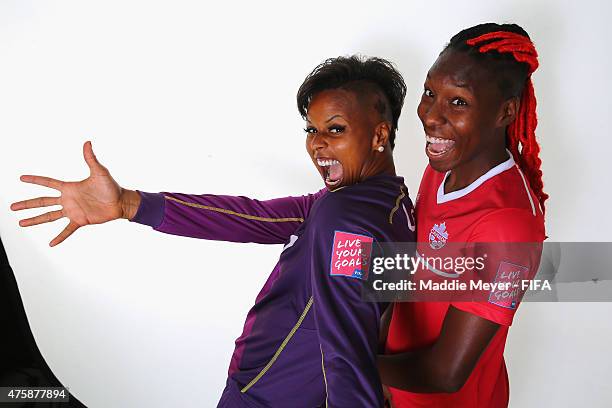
xmin=467 ymin=31 xmax=548 ymax=214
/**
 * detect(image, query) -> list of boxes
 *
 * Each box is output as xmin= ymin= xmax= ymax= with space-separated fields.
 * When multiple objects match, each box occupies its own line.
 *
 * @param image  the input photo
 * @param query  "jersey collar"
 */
xmin=437 ymin=150 xmax=515 ymax=204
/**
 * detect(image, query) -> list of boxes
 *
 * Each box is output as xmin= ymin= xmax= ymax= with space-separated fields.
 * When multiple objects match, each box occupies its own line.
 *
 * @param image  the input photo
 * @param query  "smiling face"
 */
xmin=417 ymin=49 xmax=516 ymax=182
xmin=305 ymin=87 xmax=393 ymax=190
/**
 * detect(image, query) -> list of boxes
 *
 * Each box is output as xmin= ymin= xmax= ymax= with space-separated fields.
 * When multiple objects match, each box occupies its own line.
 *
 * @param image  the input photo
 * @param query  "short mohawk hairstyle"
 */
xmin=297 ymin=55 xmax=407 ymax=149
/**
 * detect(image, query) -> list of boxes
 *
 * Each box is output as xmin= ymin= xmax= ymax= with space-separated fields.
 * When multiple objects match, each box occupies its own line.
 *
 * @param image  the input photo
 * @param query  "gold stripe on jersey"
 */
xmin=388 ymin=185 xmax=406 ymax=224
xmin=164 ymin=196 xmax=305 ymax=223
xmin=240 ymin=297 xmax=314 ymax=393
xmin=320 ymin=344 xmax=329 ymax=408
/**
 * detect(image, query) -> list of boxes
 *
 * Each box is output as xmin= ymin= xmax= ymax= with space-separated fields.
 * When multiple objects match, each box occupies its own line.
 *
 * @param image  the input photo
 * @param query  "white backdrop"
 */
xmin=1 ymin=0 xmax=611 ymax=407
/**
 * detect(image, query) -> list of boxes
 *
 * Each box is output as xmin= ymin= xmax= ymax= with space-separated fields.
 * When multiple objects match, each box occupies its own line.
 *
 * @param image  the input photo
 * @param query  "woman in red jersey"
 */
xmin=378 ymin=23 xmax=547 ymax=408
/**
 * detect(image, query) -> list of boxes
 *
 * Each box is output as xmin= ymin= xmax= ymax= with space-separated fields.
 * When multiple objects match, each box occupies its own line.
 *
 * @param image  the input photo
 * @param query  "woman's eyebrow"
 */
xmin=445 ymin=78 xmax=474 ymax=92
xmin=452 ymin=81 xmax=472 ymax=89
xmin=449 ymin=72 xmax=474 ymax=91
xmin=326 ymin=114 xmax=345 ymax=123
xmin=426 ymin=73 xmax=473 ymax=91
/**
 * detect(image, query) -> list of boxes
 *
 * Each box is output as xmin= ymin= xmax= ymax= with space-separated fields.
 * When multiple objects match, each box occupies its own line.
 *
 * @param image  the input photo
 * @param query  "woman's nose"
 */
xmin=420 ymin=101 xmax=446 ymax=129
xmin=309 ymin=133 xmax=326 ymax=151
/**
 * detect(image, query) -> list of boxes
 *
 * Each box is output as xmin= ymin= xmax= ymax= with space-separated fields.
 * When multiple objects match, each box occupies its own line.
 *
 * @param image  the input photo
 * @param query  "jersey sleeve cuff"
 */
xmin=450 ymin=302 xmax=514 ymax=326
xmin=130 ymin=191 xmax=165 ymax=228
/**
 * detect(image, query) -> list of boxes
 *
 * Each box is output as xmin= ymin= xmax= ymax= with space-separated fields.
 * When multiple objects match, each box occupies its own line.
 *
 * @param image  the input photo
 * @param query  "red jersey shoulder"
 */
xmin=488 ymin=165 xmax=543 ymax=215
xmin=418 ymin=164 xmax=542 ymax=213
xmin=470 ymin=208 xmax=545 ymax=242
xmin=416 ymin=163 xmax=545 ymax=243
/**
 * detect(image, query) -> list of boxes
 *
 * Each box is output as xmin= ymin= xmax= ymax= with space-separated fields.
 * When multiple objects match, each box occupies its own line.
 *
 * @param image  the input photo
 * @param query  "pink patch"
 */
xmin=329 ymin=231 xmax=373 ymax=280
xmin=488 ymin=261 xmax=529 ymax=309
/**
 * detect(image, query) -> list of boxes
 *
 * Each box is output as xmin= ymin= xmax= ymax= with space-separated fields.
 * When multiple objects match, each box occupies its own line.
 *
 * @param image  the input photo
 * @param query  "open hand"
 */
xmin=10 ymin=141 xmax=127 ymax=246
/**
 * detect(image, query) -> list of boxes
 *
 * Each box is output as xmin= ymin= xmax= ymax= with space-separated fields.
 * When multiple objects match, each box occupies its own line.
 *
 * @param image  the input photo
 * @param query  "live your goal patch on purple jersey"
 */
xmin=330 ymin=231 xmax=374 ymax=280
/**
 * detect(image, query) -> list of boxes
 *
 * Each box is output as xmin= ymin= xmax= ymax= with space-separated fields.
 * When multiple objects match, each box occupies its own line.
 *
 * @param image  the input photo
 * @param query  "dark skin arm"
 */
xmin=378 ymin=302 xmax=393 ymax=352
xmin=377 ymin=306 xmax=500 ymax=393
xmin=377 ymin=304 xmax=395 ymax=407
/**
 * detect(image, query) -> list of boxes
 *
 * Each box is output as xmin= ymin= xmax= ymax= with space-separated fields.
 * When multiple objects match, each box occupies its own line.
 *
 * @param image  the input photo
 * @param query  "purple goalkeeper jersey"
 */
xmin=130 ymin=174 xmax=415 ymax=407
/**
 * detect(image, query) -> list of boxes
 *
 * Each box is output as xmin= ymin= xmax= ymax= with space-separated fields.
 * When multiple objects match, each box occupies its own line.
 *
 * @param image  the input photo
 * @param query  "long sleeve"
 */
xmin=309 ymin=201 xmax=384 ymax=407
xmin=130 ymin=189 xmax=326 ymax=244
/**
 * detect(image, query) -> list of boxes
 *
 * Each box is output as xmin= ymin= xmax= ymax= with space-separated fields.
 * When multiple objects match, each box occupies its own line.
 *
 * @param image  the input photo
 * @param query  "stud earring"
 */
xmin=377 ymin=146 xmax=385 ymax=152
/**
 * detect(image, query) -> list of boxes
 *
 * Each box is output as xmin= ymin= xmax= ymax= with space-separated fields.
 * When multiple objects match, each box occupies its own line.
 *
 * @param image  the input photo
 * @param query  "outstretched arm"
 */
xmin=130 ymin=188 xmax=325 ymax=244
xmin=11 ymin=141 xmax=325 ymax=246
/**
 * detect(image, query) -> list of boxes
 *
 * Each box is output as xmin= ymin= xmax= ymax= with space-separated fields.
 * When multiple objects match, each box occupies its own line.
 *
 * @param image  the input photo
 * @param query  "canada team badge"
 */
xmin=429 ymin=222 xmax=449 ymax=250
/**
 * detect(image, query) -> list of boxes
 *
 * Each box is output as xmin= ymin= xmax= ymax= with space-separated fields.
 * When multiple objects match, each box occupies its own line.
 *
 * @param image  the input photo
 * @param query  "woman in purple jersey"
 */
xmin=11 ymin=56 xmax=416 ymax=407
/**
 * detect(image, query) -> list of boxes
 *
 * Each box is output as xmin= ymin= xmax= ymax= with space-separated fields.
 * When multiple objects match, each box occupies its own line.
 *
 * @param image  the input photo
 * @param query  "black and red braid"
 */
xmin=446 ymin=23 xmax=548 ymax=214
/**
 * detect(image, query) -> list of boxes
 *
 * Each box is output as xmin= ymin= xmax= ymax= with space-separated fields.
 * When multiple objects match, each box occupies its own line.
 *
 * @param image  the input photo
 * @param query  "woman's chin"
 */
xmin=426 ymin=145 xmax=457 ymax=173
xmin=324 ymin=177 xmax=343 ymax=190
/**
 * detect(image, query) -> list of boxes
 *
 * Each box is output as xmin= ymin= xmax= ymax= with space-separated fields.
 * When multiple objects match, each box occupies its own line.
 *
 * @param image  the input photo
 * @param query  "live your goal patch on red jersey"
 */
xmin=488 ymin=261 xmax=529 ymax=309
xmin=329 ymin=231 xmax=374 ymax=280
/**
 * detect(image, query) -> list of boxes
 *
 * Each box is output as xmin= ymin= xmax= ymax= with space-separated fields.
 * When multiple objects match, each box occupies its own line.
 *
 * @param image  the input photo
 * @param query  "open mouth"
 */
xmin=426 ymin=135 xmax=456 ymax=158
xmin=316 ymin=158 xmax=344 ymax=187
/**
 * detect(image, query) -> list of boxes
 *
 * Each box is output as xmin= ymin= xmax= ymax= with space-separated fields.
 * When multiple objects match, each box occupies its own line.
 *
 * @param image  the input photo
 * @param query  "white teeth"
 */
xmin=426 ymin=135 xmax=453 ymax=144
xmin=317 ymin=159 xmax=340 ymax=167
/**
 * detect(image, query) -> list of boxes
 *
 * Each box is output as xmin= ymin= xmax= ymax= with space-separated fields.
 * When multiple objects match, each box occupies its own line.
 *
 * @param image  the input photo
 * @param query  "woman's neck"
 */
xmin=369 ymin=158 xmax=397 ymax=178
xmin=444 ymin=147 xmax=508 ymax=194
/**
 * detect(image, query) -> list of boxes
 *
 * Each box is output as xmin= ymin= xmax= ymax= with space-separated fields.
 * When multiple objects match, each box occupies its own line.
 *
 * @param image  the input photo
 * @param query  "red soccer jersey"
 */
xmin=386 ymin=153 xmax=545 ymax=408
